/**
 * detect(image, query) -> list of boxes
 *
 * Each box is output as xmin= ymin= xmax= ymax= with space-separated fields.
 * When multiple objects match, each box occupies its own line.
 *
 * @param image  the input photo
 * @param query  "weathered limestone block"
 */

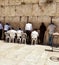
xmin=11 ymin=16 xmax=20 ymax=22
xmin=0 ymin=7 xmax=2 ymax=16
xmin=21 ymin=16 xmax=27 ymax=22
xmin=39 ymin=0 xmax=46 ymax=4
xmin=1 ymin=6 xmax=5 ymax=16
xmin=22 ymin=5 xmax=32 ymax=16
xmin=5 ymin=17 xmax=12 ymax=23
xmin=5 ymin=6 xmax=10 ymax=16
xmin=15 ymin=6 xmax=24 ymax=16
xmin=16 ymin=5 xmax=32 ymax=16
xmin=56 ymin=0 xmax=59 ymax=2
xmin=10 ymin=16 xmax=20 ymax=29
xmin=32 ymin=4 xmax=42 ymax=16
xmin=56 ymin=3 xmax=59 ymax=16
xmin=5 ymin=0 xmax=9 ymax=5
xmin=0 ymin=17 xmax=5 ymax=23
xmin=0 ymin=0 xmax=5 ymax=5
xmin=8 ymin=0 xmax=16 ymax=5
xmin=23 ymin=0 xmax=39 ymax=4
xmin=42 ymin=3 xmax=56 ymax=16
xmin=15 ymin=0 xmax=23 ymax=5
xmin=10 ymin=6 xmax=16 ymax=16
xmin=20 ymin=22 xmax=26 ymax=30
xmin=5 ymin=6 xmax=16 ymax=16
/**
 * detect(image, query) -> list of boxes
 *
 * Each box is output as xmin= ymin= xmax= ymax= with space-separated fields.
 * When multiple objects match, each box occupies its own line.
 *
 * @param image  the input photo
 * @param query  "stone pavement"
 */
xmin=0 ymin=41 xmax=59 ymax=65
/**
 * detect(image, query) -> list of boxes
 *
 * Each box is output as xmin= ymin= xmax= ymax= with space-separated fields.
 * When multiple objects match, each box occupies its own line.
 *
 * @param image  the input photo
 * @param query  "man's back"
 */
xmin=25 ymin=23 xmax=32 ymax=31
xmin=48 ymin=24 xmax=56 ymax=34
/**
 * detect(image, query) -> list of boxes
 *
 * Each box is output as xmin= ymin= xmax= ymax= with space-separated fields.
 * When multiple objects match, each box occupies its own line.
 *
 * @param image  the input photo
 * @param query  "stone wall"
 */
xmin=0 ymin=0 xmax=57 ymax=28
xmin=0 ymin=0 xmax=59 ymax=44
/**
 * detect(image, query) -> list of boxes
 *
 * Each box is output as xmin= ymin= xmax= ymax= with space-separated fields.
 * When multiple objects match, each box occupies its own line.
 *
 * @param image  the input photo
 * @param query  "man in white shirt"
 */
xmin=25 ymin=22 xmax=33 ymax=44
xmin=4 ymin=23 xmax=11 ymax=40
xmin=47 ymin=22 xmax=56 ymax=46
xmin=0 ymin=21 xmax=3 ymax=40
xmin=25 ymin=22 xmax=32 ymax=31
xmin=4 ymin=23 xmax=10 ymax=32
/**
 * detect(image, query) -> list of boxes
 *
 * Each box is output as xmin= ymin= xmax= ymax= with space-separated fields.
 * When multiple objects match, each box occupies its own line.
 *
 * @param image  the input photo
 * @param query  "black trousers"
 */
xmin=0 ymin=29 xmax=2 ymax=40
xmin=39 ymin=32 xmax=45 ymax=44
xmin=25 ymin=30 xmax=31 ymax=44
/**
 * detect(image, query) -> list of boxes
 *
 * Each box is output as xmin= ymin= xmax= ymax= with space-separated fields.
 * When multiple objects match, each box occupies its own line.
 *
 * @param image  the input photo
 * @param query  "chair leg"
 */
xmin=31 ymin=39 xmax=33 ymax=45
xmin=22 ymin=39 xmax=23 ymax=44
xmin=12 ymin=39 xmax=14 ymax=43
xmin=5 ymin=38 xmax=7 ymax=42
xmin=9 ymin=38 xmax=11 ymax=43
xmin=25 ymin=39 xmax=26 ymax=44
xmin=35 ymin=40 xmax=36 ymax=45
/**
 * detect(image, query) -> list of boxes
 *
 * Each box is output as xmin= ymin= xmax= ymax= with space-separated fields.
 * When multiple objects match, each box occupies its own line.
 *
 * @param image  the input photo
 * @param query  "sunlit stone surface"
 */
xmin=0 ymin=41 xmax=59 ymax=65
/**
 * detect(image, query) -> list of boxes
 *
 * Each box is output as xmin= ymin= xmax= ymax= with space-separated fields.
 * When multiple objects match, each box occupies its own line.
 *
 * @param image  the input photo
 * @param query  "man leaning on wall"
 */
xmin=47 ymin=22 xmax=56 ymax=46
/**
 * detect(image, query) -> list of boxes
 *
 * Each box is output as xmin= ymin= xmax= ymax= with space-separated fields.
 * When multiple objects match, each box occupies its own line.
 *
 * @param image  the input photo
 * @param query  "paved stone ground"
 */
xmin=0 ymin=40 xmax=59 ymax=65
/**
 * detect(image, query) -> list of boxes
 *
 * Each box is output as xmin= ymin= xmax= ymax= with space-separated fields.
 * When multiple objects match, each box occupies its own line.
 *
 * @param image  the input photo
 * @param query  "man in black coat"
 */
xmin=39 ymin=22 xmax=46 ymax=44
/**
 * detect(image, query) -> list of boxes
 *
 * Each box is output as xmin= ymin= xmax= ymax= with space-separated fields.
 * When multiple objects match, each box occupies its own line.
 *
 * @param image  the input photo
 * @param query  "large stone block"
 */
xmin=8 ymin=0 xmax=16 ymax=5
xmin=32 ymin=4 xmax=42 ymax=16
xmin=0 ymin=17 xmax=5 ymax=23
xmin=5 ymin=6 xmax=16 ymax=16
xmin=5 ymin=16 xmax=12 ymax=23
xmin=15 ymin=6 xmax=24 ymax=16
xmin=5 ymin=6 xmax=10 ymax=16
xmin=1 ymin=6 xmax=5 ymax=16
xmin=10 ymin=6 xmax=16 ymax=16
xmin=11 ymin=16 xmax=20 ymax=22
xmin=5 ymin=0 xmax=9 ymax=5
xmin=23 ymin=0 xmax=39 ymax=4
xmin=15 ymin=0 xmax=23 ymax=5
xmin=39 ymin=0 xmax=46 ymax=4
xmin=39 ymin=3 xmax=56 ymax=16
xmin=0 ymin=7 xmax=2 ymax=16
xmin=56 ymin=3 xmax=59 ymax=16
xmin=9 ymin=16 xmax=20 ymax=29
xmin=0 ymin=0 xmax=5 ymax=5
xmin=56 ymin=0 xmax=59 ymax=2
xmin=21 ymin=16 xmax=27 ymax=22
xmin=23 ymin=5 xmax=32 ymax=16
xmin=16 ymin=5 xmax=32 ymax=16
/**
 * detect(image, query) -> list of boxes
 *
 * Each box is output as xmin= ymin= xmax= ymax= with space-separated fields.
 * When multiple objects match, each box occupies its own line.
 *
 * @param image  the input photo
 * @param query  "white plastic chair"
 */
xmin=22 ymin=33 xmax=27 ymax=44
xmin=16 ymin=32 xmax=22 ymax=43
xmin=7 ymin=30 xmax=16 ymax=43
xmin=5 ymin=32 xmax=10 ymax=42
xmin=31 ymin=38 xmax=37 ymax=45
